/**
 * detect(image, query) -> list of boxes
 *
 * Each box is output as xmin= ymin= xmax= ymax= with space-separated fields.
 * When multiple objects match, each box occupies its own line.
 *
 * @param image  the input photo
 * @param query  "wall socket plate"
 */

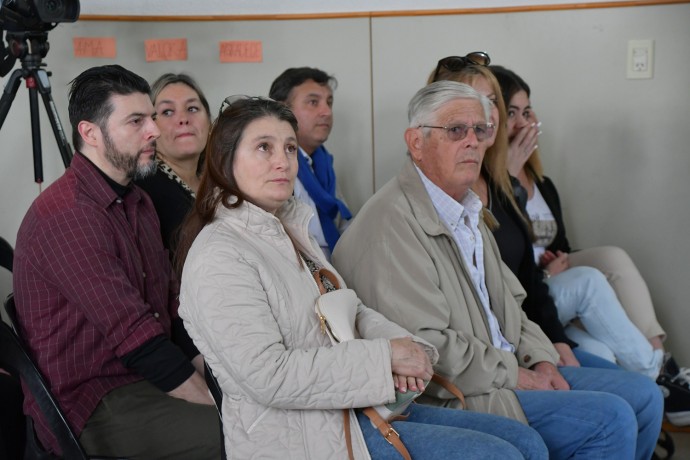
xmin=627 ymin=39 xmax=654 ymax=79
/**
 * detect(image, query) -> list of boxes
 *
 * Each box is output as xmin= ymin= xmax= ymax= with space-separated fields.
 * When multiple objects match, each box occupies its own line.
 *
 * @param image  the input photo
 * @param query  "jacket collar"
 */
xmin=397 ymin=157 xmax=454 ymax=238
xmin=215 ymin=196 xmax=315 ymax=245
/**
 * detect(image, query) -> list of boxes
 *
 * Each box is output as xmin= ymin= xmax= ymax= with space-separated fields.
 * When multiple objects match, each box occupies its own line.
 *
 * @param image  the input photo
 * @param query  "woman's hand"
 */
xmin=390 ymin=337 xmax=433 ymax=383
xmin=393 ymin=374 xmax=426 ymax=394
xmin=553 ymin=342 xmax=581 ymax=367
xmin=507 ymin=122 xmax=540 ymax=177
xmin=542 ymin=250 xmax=569 ymax=276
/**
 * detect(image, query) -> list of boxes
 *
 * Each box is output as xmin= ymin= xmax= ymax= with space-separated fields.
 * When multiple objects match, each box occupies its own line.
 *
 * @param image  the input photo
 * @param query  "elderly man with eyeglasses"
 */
xmin=332 ymin=80 xmax=662 ymax=460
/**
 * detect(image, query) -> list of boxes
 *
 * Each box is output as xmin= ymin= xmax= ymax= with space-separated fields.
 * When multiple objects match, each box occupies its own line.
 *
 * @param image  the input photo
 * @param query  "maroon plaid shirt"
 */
xmin=13 ymin=153 xmax=179 ymax=453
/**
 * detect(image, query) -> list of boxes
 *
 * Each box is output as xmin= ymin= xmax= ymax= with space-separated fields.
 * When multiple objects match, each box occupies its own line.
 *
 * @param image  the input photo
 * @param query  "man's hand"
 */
xmin=167 ymin=371 xmax=214 ymax=405
xmin=554 ymin=342 xmax=581 ymax=367
xmin=517 ymin=362 xmax=571 ymax=391
xmin=390 ymin=337 xmax=433 ymax=384
xmin=517 ymin=367 xmax=556 ymax=390
xmin=533 ymin=362 xmax=570 ymax=390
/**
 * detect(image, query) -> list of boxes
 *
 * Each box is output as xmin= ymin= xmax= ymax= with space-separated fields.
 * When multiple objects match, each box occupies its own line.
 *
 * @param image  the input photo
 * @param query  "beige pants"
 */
xmin=80 ymin=380 xmax=220 ymax=460
xmin=568 ymin=245 xmax=665 ymax=341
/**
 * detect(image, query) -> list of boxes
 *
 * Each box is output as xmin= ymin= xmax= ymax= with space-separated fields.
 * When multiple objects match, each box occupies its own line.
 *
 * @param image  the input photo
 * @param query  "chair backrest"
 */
xmin=204 ymin=361 xmax=227 ymax=460
xmin=1 ymin=295 xmax=89 ymax=460
xmin=0 ymin=237 xmax=12 ymax=273
xmin=204 ymin=361 xmax=223 ymax=414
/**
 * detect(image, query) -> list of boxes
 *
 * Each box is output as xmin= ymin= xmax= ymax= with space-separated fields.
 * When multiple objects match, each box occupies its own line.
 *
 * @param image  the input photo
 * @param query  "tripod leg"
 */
xmin=0 ymin=69 xmax=23 ymax=130
xmin=34 ymin=69 xmax=73 ymax=168
xmin=27 ymin=80 xmax=44 ymax=184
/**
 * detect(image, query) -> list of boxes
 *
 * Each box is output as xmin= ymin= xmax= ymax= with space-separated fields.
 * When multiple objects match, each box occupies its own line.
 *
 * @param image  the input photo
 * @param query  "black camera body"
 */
xmin=0 ymin=0 xmax=80 ymax=32
xmin=0 ymin=0 xmax=79 ymax=32
xmin=0 ymin=0 xmax=79 ymax=76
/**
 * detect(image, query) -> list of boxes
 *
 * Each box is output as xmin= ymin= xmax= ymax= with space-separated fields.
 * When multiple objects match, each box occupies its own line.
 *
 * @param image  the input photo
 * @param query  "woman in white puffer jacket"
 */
xmin=176 ymin=96 xmax=548 ymax=460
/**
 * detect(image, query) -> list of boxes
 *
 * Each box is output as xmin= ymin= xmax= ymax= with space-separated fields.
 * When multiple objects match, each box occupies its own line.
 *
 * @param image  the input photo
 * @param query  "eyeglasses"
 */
xmin=219 ymin=95 xmax=275 ymax=116
xmin=432 ymin=52 xmax=491 ymax=82
xmin=419 ymin=123 xmax=495 ymax=142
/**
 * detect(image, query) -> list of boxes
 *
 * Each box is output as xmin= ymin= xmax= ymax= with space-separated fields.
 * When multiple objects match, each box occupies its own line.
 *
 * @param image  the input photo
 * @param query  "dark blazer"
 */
xmin=136 ymin=166 xmax=195 ymax=256
xmin=488 ymin=176 xmax=576 ymax=347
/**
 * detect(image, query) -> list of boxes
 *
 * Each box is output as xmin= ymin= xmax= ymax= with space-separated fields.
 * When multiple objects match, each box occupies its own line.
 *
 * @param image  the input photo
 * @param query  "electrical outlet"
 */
xmin=627 ymin=39 xmax=654 ymax=79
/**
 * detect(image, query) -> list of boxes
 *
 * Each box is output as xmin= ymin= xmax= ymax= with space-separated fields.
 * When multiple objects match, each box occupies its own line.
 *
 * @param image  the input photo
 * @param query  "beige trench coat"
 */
xmin=333 ymin=158 xmax=559 ymax=423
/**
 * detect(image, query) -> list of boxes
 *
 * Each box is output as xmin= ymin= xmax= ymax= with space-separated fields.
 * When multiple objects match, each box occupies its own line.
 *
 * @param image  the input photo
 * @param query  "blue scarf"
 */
xmin=297 ymin=146 xmax=352 ymax=251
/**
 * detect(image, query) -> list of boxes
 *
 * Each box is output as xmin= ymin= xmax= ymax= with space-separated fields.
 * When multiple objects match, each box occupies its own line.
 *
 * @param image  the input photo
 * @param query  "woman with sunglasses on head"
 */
xmin=136 ymin=73 xmax=212 ymax=256
xmin=174 ymin=96 xmax=549 ymax=459
xmin=428 ymin=54 xmax=663 ymax=460
xmin=429 ymin=56 xmax=663 ymax=377
xmin=491 ymin=65 xmax=689 ymax=423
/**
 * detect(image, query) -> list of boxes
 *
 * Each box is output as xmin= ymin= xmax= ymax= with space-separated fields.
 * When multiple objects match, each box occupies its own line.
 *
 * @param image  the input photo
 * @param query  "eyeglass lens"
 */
xmin=418 ymin=124 xmax=493 ymax=142
xmin=445 ymin=124 xmax=494 ymax=141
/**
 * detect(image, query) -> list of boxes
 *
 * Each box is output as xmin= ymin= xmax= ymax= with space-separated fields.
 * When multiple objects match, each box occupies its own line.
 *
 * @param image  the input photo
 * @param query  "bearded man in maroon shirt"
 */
xmin=13 ymin=65 xmax=219 ymax=459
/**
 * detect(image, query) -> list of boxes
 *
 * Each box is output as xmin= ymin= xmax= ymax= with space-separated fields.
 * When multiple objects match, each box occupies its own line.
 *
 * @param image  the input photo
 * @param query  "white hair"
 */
xmin=408 ymin=80 xmax=492 ymax=128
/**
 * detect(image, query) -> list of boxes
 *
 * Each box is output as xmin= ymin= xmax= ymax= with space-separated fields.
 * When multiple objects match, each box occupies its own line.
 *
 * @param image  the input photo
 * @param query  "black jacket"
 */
xmin=488 ymin=177 xmax=576 ymax=347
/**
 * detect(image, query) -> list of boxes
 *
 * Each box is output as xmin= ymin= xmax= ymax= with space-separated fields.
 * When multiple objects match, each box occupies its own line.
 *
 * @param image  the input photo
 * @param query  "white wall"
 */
xmin=1 ymin=3 xmax=689 ymax=364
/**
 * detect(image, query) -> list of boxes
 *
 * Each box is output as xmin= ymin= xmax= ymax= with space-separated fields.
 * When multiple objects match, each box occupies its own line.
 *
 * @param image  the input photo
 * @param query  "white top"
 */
xmin=416 ymin=166 xmax=514 ymax=353
xmin=525 ymin=182 xmax=558 ymax=263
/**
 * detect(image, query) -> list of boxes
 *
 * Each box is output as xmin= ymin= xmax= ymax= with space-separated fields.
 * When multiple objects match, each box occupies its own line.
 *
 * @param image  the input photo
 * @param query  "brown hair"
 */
xmin=174 ymin=97 xmax=298 ymax=275
xmin=489 ymin=65 xmax=544 ymax=182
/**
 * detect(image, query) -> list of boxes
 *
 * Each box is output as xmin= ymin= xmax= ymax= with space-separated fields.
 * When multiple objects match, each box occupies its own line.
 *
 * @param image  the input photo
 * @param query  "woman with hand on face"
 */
xmin=174 ymin=96 xmax=548 ymax=459
xmin=428 ymin=55 xmax=662 ymax=378
xmin=136 ymin=73 xmax=211 ymax=255
xmin=490 ymin=65 xmax=689 ymax=423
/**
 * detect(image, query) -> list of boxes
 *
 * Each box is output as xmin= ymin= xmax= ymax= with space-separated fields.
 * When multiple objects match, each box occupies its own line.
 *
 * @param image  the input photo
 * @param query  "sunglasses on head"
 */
xmin=219 ymin=95 xmax=275 ymax=117
xmin=432 ymin=52 xmax=491 ymax=82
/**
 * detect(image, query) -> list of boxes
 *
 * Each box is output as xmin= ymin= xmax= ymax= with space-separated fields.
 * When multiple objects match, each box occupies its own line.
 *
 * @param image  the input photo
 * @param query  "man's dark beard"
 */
xmin=102 ymin=129 xmax=157 ymax=181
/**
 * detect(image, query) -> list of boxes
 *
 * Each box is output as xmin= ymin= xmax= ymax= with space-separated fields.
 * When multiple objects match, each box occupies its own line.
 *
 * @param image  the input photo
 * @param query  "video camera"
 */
xmin=0 ymin=0 xmax=80 ymax=76
xmin=0 ymin=0 xmax=79 ymax=32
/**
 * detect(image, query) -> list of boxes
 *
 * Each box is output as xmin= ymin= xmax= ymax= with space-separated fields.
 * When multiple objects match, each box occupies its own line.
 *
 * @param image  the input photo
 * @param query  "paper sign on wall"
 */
xmin=219 ymin=41 xmax=262 ymax=63
xmin=73 ymin=37 xmax=117 ymax=58
xmin=145 ymin=38 xmax=188 ymax=62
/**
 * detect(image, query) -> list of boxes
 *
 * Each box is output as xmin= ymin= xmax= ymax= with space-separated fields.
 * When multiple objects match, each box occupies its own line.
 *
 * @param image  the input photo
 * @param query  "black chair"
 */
xmin=204 ymin=361 xmax=227 ymax=460
xmin=0 ymin=237 xmax=12 ymax=273
xmin=2 ymin=295 xmax=125 ymax=460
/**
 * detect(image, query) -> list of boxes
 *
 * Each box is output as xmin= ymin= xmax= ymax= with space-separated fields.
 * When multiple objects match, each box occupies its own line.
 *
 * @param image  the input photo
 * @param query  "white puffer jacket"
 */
xmin=179 ymin=198 xmax=438 ymax=459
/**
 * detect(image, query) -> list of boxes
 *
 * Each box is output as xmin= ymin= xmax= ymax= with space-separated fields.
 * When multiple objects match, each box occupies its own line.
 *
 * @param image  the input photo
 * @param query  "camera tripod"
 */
xmin=0 ymin=31 xmax=73 ymax=183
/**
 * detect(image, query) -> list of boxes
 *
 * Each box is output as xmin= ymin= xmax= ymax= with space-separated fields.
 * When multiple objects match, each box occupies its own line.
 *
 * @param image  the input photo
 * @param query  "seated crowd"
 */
xmin=1 ymin=56 xmax=687 ymax=459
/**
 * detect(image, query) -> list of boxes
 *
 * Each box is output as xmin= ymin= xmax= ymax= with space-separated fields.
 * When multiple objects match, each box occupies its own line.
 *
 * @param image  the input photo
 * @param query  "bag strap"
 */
xmin=431 ymin=373 xmax=466 ymax=409
xmin=311 ymin=267 xmax=341 ymax=294
xmin=362 ymin=407 xmax=412 ymax=460
xmin=343 ymin=409 xmax=355 ymax=460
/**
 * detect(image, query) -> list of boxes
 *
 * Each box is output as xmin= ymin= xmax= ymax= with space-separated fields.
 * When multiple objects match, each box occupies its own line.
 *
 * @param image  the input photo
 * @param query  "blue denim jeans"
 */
xmin=546 ymin=266 xmax=663 ymax=378
xmin=516 ymin=365 xmax=663 ymax=460
xmin=572 ymin=347 xmax=620 ymax=370
xmin=357 ymin=403 xmax=548 ymax=459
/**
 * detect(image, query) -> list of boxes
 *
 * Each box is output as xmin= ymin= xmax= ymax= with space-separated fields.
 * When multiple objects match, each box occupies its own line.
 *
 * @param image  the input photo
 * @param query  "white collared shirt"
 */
xmin=416 ymin=165 xmax=514 ymax=353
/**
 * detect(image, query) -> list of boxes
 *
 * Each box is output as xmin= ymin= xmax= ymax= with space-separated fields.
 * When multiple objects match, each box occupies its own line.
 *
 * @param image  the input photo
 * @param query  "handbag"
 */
xmin=312 ymin=268 xmax=466 ymax=459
